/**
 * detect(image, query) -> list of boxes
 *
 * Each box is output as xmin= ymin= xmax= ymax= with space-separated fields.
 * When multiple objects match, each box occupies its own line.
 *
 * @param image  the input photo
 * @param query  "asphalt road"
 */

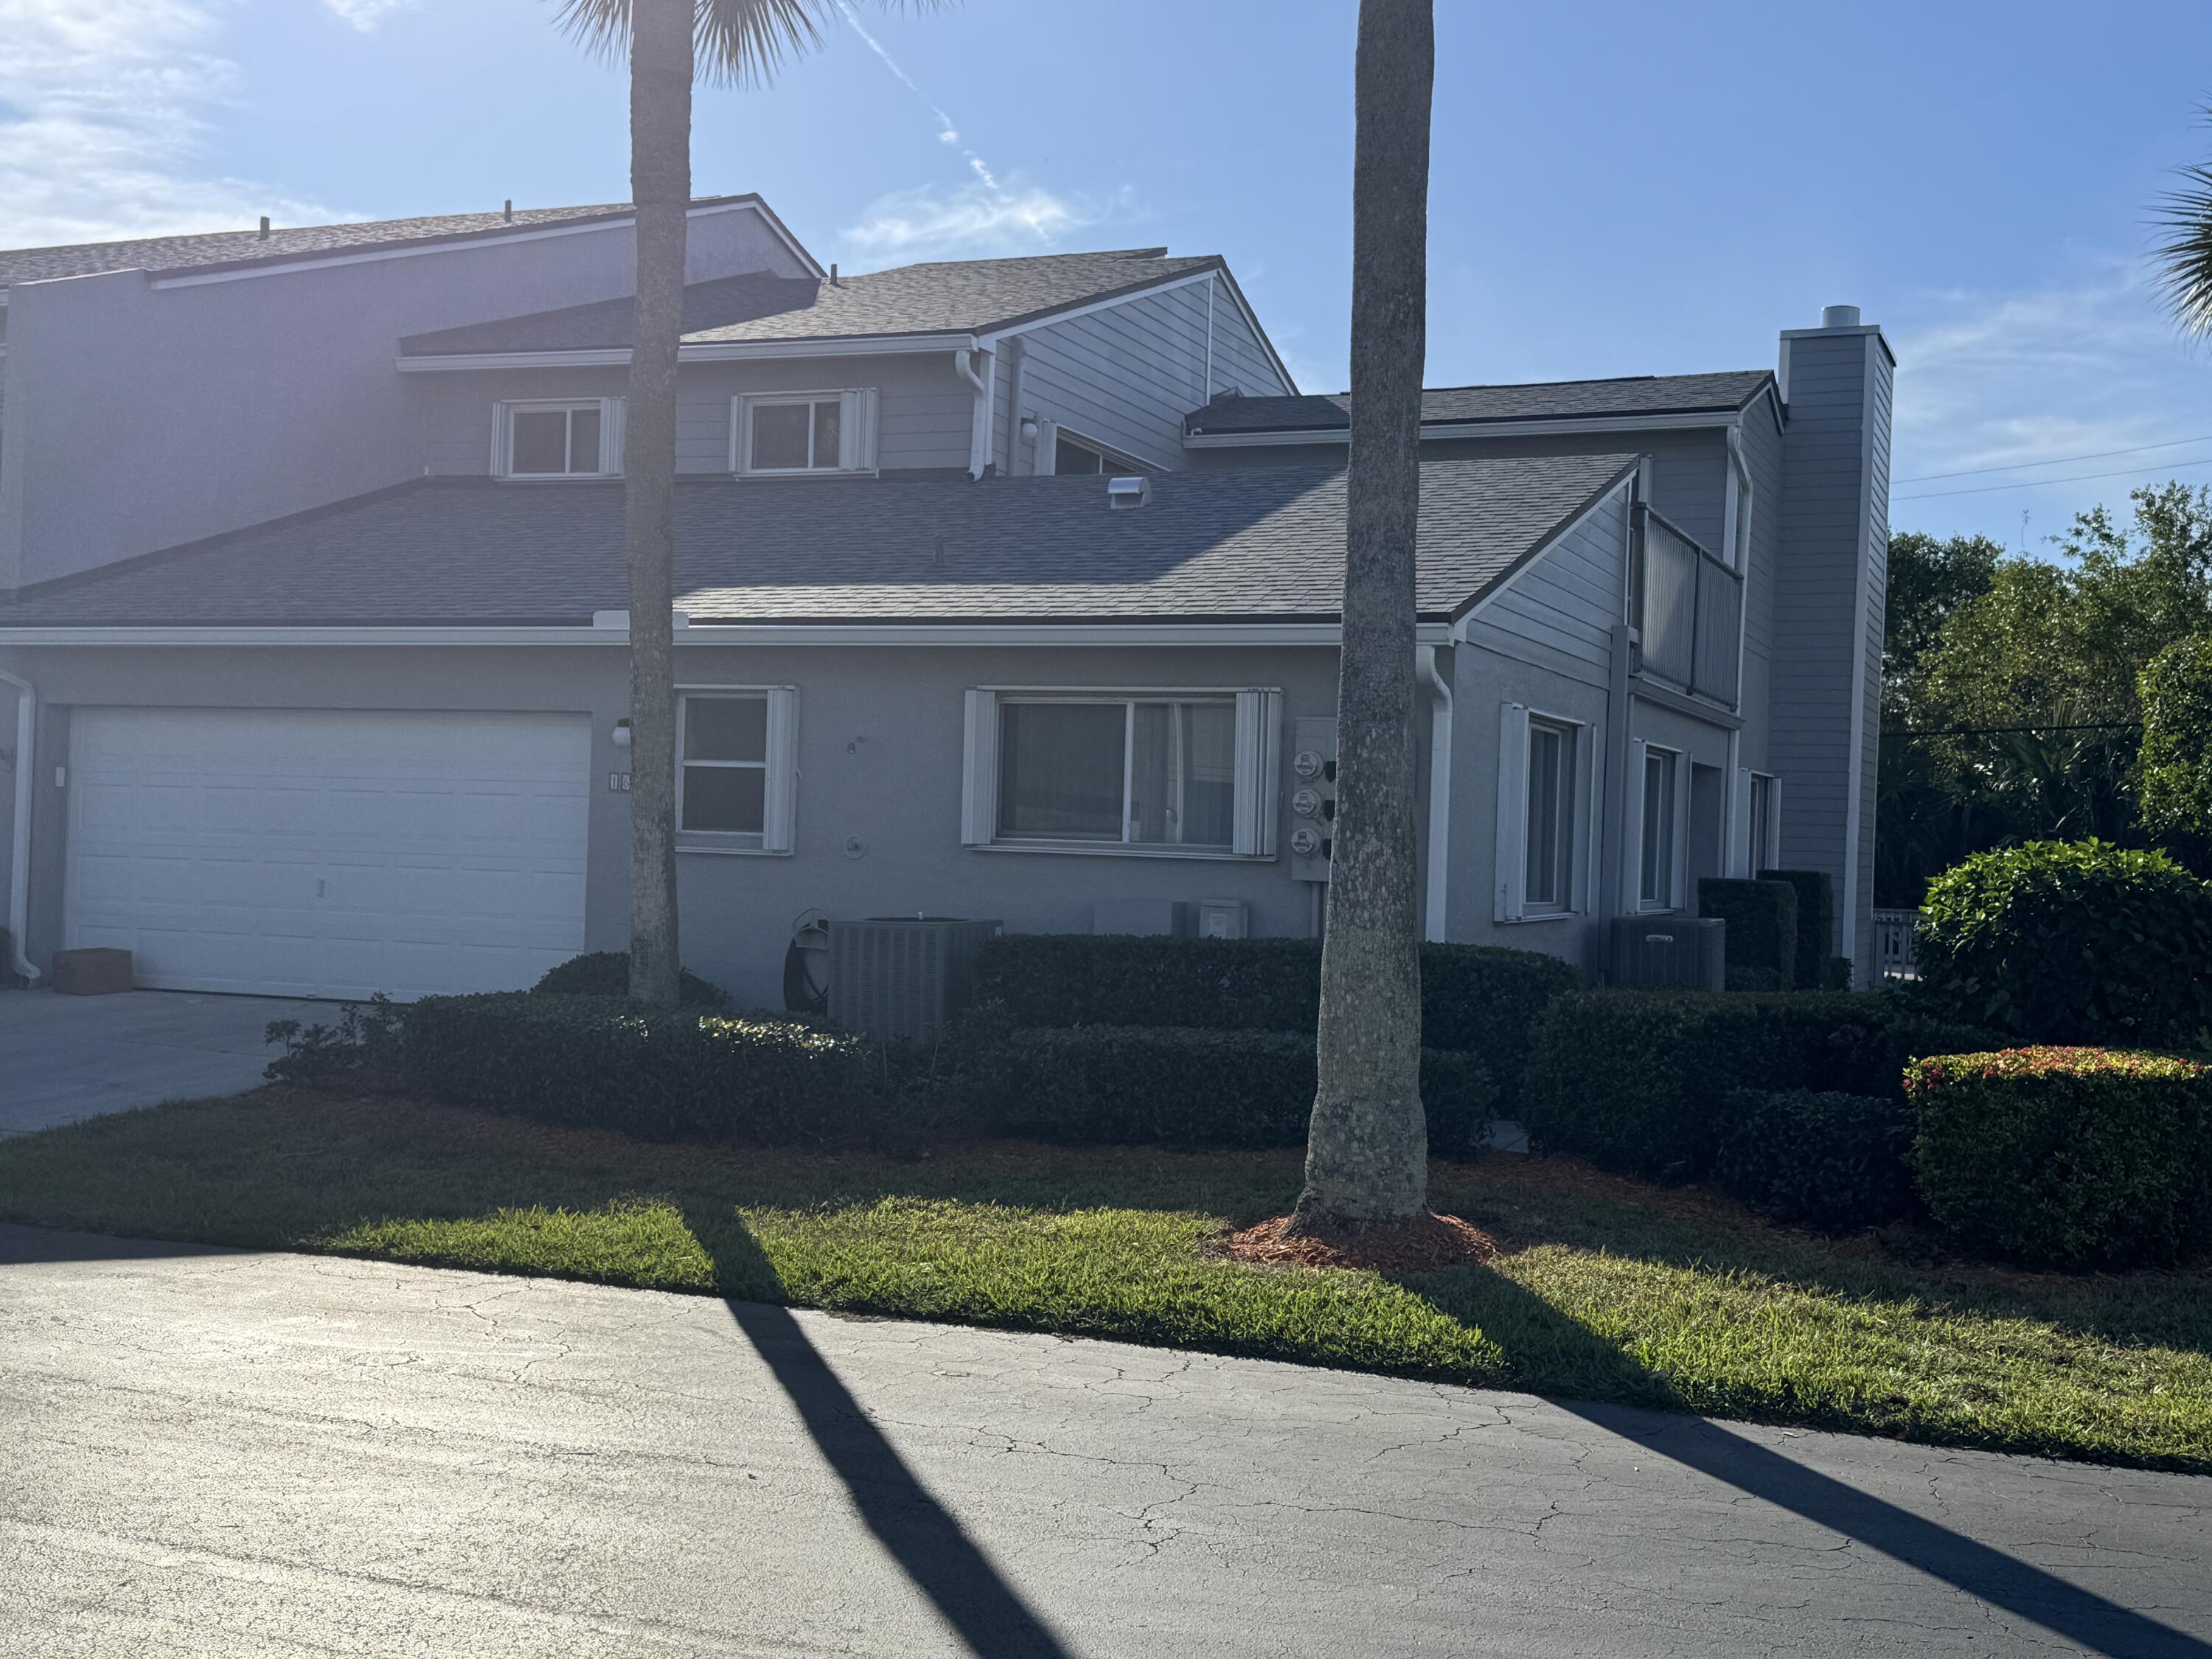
xmin=2 ymin=1225 xmax=2206 ymax=1658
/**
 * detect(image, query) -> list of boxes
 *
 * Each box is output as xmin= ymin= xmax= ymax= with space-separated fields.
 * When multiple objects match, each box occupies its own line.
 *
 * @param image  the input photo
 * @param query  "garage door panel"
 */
xmin=66 ymin=709 xmax=591 ymax=1001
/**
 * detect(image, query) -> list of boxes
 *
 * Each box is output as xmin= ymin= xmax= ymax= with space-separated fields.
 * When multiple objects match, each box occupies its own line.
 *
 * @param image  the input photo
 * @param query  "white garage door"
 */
xmin=66 ymin=708 xmax=591 ymax=1000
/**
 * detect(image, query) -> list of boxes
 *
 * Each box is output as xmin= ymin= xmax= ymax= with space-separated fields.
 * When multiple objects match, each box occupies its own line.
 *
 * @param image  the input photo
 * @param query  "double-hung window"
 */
xmin=960 ymin=689 xmax=1280 ymax=858
xmin=493 ymin=399 xmax=622 ymax=479
xmin=1494 ymin=704 xmax=1583 ymax=921
xmin=675 ymin=688 xmax=799 ymax=854
xmin=1638 ymin=744 xmax=1681 ymax=909
xmin=733 ymin=389 xmax=880 ymax=476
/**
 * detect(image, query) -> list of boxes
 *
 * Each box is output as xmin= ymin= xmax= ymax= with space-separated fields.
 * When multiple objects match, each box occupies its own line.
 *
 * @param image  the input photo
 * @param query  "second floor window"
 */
xmin=1053 ymin=429 xmax=1144 ymax=476
xmin=734 ymin=389 xmax=880 ymax=476
xmin=493 ymin=398 xmax=621 ymax=479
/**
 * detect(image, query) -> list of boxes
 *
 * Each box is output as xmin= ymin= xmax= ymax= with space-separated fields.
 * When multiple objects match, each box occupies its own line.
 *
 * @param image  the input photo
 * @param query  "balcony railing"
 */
xmin=1632 ymin=504 xmax=1742 ymax=708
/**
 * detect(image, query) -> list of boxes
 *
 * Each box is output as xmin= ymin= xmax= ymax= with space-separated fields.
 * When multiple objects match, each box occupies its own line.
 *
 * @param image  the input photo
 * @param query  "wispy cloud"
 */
xmin=1886 ymin=257 xmax=2212 ymax=538
xmin=0 ymin=0 xmax=331 ymax=249
xmin=321 ymin=0 xmax=414 ymax=30
xmin=830 ymin=0 xmax=1120 ymax=265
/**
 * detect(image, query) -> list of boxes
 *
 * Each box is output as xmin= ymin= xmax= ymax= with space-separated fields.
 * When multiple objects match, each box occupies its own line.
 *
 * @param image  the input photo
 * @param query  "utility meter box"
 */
xmin=1288 ymin=717 xmax=1338 ymax=883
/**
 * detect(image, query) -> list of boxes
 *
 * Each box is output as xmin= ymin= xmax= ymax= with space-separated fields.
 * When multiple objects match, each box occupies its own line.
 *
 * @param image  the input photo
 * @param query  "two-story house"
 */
xmin=0 ymin=196 xmax=1890 ymax=1009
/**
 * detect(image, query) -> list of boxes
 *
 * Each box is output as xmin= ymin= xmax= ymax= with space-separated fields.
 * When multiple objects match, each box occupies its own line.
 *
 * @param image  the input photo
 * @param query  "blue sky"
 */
xmin=7 ymin=0 xmax=2212 ymax=547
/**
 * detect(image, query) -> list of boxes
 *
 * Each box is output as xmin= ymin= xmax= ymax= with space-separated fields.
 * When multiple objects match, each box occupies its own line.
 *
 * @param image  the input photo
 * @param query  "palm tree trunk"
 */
xmin=623 ymin=0 xmax=692 ymax=1009
xmin=1291 ymin=0 xmax=1435 ymax=1234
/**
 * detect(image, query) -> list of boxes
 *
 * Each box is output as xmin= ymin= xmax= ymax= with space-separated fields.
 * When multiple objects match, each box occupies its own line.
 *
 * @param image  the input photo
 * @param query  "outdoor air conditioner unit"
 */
xmin=1608 ymin=916 xmax=1725 ymax=991
xmin=827 ymin=916 xmax=1002 ymax=1042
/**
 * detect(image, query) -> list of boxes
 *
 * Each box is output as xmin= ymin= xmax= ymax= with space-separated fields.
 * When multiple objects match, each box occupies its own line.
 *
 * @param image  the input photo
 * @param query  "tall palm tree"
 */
xmin=2153 ymin=109 xmax=2212 ymax=338
xmin=555 ymin=0 xmax=930 ymax=1006
xmin=1290 ymin=0 xmax=1436 ymax=1234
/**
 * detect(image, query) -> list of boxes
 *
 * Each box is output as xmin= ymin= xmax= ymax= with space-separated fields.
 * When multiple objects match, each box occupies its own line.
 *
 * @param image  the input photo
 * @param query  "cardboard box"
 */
xmin=52 ymin=947 xmax=133 ymax=996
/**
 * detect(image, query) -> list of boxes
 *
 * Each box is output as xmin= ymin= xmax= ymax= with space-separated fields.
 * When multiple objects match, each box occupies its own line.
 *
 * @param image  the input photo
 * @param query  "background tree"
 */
xmin=2136 ymin=633 xmax=2212 ymax=852
xmin=1882 ymin=531 xmax=2002 ymax=726
xmin=1291 ymin=0 xmax=1435 ymax=1236
xmin=2152 ymin=105 xmax=2212 ymax=338
xmin=557 ymin=0 xmax=931 ymax=1006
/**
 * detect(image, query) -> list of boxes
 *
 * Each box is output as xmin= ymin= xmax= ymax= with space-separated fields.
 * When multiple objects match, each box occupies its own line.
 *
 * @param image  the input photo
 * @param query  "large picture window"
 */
xmin=961 ymin=689 xmax=1279 ymax=858
xmin=675 ymin=689 xmax=799 ymax=854
xmin=1639 ymin=745 xmax=1680 ymax=908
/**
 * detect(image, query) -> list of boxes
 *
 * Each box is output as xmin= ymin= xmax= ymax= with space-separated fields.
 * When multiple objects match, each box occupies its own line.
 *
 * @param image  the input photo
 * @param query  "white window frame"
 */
xmin=959 ymin=686 xmax=1279 ymax=860
xmin=1630 ymin=740 xmax=1688 ymax=912
xmin=1494 ymin=703 xmax=1588 ymax=923
xmin=1048 ymin=424 xmax=1147 ymax=477
xmin=731 ymin=388 xmax=880 ymax=477
xmin=491 ymin=397 xmax=624 ymax=480
xmin=673 ymin=686 xmax=799 ymax=855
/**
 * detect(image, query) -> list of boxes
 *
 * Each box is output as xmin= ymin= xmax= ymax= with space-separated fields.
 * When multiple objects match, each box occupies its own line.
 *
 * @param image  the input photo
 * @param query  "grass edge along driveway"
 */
xmin=2 ymin=1087 xmax=2208 ymax=1475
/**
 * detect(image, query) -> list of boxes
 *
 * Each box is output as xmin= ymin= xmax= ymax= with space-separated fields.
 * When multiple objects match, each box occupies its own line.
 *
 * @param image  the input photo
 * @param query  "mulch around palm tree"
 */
xmin=1213 ymin=1211 xmax=1504 ymax=1273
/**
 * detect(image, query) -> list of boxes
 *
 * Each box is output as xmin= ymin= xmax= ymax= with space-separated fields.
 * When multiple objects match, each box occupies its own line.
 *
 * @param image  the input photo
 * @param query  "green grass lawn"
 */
xmin=4 ymin=1086 xmax=2208 ymax=1472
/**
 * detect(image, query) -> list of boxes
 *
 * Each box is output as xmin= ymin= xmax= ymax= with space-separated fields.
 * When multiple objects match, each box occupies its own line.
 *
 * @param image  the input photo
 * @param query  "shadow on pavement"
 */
xmin=0 ymin=1222 xmax=247 ymax=1267
xmin=690 ymin=1209 xmax=1075 ymax=1659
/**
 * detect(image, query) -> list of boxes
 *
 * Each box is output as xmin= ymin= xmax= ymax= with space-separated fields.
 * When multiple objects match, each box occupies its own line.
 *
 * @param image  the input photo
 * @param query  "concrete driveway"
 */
xmin=0 ymin=989 xmax=327 ymax=1135
xmin=3 ymin=1226 xmax=2205 ymax=1658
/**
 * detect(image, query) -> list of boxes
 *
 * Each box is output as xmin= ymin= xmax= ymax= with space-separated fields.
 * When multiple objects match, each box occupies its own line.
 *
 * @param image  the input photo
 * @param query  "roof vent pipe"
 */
xmin=504 ymin=199 xmax=514 ymax=223
xmin=258 ymin=216 xmax=271 ymax=240
xmin=1820 ymin=304 xmax=1861 ymax=328
xmin=830 ymin=262 xmax=838 ymax=286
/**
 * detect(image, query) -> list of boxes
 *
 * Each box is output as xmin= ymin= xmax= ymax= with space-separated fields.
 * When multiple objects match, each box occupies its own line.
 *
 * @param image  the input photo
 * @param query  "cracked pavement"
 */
xmin=1 ymin=1225 xmax=2206 ymax=1658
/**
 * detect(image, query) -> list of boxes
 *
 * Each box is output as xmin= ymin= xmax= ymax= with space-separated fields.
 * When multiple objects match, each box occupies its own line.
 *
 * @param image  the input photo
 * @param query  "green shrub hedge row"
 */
xmin=970 ymin=936 xmax=1580 ymax=1115
xmin=403 ymin=992 xmax=872 ymax=1144
xmin=1906 ymin=1046 xmax=2212 ymax=1269
xmin=1917 ymin=841 xmax=2212 ymax=1049
xmin=1520 ymin=990 xmax=1997 ymax=1181
xmin=1715 ymin=1088 xmax=1917 ymax=1231
xmin=1697 ymin=879 xmax=1798 ymax=991
xmin=1759 ymin=869 xmax=1834 ymax=992
xmin=970 ymin=1023 xmax=1497 ymax=1153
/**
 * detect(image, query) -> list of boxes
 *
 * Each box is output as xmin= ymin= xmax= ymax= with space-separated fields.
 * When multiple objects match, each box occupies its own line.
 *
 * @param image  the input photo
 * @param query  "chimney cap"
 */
xmin=1820 ymin=304 xmax=1862 ymax=329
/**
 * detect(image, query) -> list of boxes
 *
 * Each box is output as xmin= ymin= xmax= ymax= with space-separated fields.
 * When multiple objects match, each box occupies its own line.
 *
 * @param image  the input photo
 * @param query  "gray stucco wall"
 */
xmin=0 ymin=204 xmax=806 ymax=591
xmin=0 ymin=639 xmax=1380 ymax=1009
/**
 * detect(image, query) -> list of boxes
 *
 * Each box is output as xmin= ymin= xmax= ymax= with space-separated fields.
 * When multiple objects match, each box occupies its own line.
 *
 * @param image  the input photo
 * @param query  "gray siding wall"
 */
xmin=1003 ymin=276 xmax=1290 ymax=476
xmin=0 ymin=639 xmax=1370 ymax=1009
xmin=0 ymin=205 xmax=807 ymax=590
xmin=1771 ymin=327 xmax=1892 ymax=972
xmin=417 ymin=351 xmax=974 ymax=478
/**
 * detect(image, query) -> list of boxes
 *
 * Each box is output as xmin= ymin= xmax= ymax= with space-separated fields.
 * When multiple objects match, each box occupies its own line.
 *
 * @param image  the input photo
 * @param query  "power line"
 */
xmin=1884 ymin=721 xmax=2142 ymax=737
xmin=1894 ymin=454 xmax=2212 ymax=502
xmin=1897 ymin=434 xmax=2212 ymax=485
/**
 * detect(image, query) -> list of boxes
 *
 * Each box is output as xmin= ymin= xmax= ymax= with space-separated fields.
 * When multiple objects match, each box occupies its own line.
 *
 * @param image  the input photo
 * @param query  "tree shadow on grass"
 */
xmin=1392 ymin=1261 xmax=2212 ymax=1659
xmin=678 ymin=1200 xmax=1076 ymax=1659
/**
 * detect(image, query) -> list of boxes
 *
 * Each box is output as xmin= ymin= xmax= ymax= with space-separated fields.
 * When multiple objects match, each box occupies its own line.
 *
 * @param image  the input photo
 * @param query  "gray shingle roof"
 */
xmin=0 ymin=198 xmax=765 ymax=294
xmin=1185 ymin=371 xmax=1776 ymax=434
xmin=0 ymin=454 xmax=1638 ymax=628
xmin=399 ymin=248 xmax=1221 ymax=356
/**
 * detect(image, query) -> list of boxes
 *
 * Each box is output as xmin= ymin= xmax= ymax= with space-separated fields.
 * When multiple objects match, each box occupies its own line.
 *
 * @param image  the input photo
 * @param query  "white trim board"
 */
xmin=397 ymin=333 xmax=975 ymax=372
xmin=0 ymin=621 xmax=1458 ymax=649
xmin=1186 ymin=410 xmax=1755 ymax=449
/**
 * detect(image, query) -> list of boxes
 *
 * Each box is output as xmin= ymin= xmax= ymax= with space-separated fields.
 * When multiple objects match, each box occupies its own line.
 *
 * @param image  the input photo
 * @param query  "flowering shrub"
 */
xmin=1905 ymin=1046 xmax=2212 ymax=1268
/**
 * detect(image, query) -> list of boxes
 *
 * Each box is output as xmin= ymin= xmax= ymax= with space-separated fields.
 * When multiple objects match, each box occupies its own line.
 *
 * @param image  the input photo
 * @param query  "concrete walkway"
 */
xmin=2 ymin=1225 xmax=2205 ymax=1658
xmin=0 ymin=989 xmax=326 ymax=1135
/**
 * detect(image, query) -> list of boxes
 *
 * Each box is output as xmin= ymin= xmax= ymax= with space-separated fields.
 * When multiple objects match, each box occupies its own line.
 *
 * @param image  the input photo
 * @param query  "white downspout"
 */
xmin=0 ymin=664 xmax=41 ymax=984
xmin=1415 ymin=644 xmax=1453 ymax=942
xmin=955 ymin=347 xmax=995 ymax=481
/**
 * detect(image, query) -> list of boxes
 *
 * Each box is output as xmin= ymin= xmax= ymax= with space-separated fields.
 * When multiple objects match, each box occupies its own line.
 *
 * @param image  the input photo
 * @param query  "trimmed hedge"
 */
xmin=972 ymin=1024 xmax=1497 ymax=1153
xmin=403 ymin=992 xmax=872 ymax=1144
xmin=532 ymin=951 xmax=731 ymax=1010
xmin=968 ymin=935 xmax=1579 ymax=1114
xmin=1698 ymin=877 xmax=1798 ymax=991
xmin=1906 ymin=1047 xmax=2212 ymax=1270
xmin=1522 ymin=990 xmax=1998 ymax=1181
xmin=1715 ymin=1088 xmax=1916 ymax=1231
xmin=1758 ymin=869 xmax=1834 ymax=993
xmin=1916 ymin=841 xmax=2212 ymax=1049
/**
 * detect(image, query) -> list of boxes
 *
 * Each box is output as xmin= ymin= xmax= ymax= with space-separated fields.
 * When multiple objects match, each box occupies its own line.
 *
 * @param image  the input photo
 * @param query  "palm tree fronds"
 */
xmin=553 ymin=0 xmax=942 ymax=91
xmin=2152 ymin=116 xmax=2212 ymax=340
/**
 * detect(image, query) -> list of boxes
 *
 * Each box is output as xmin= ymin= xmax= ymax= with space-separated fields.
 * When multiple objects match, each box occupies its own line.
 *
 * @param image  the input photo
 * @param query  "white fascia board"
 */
xmin=0 ymin=620 xmax=1452 ymax=649
xmin=1186 ymin=411 xmax=1747 ymax=448
xmin=150 ymin=201 xmax=810 ymax=291
xmin=396 ymin=333 xmax=973 ymax=373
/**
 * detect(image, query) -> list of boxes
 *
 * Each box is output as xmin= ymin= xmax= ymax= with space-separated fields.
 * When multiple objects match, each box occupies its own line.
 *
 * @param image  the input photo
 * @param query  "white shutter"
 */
xmin=1231 ymin=689 xmax=1281 ymax=857
xmin=1731 ymin=766 xmax=1754 ymax=877
xmin=762 ymin=687 xmax=800 ymax=854
xmin=728 ymin=395 xmax=746 ymax=473
xmin=1494 ymin=703 xmax=1530 ymax=921
xmin=839 ymin=389 xmax=880 ymax=471
xmin=600 ymin=397 xmax=627 ymax=476
xmin=1623 ymin=737 xmax=1648 ymax=913
xmin=490 ymin=401 xmax=510 ymax=478
xmin=960 ymin=690 xmax=999 ymax=846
